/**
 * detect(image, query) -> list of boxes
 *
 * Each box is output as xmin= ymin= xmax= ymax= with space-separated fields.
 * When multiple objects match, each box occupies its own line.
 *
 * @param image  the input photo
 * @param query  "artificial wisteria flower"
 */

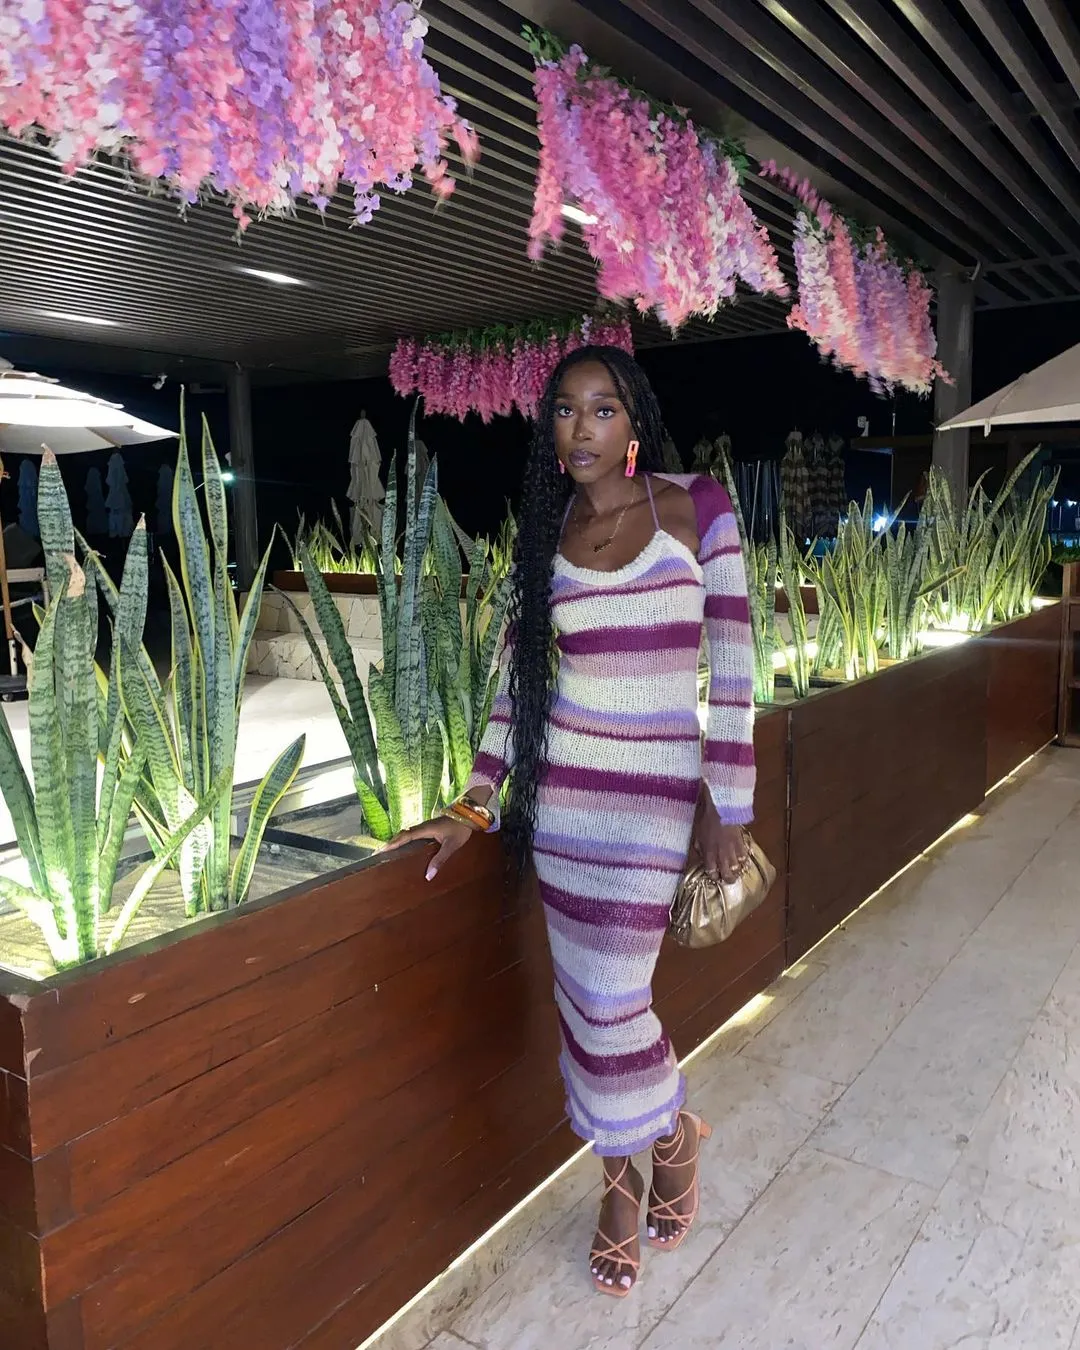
xmin=762 ymin=163 xmax=948 ymax=395
xmin=0 ymin=0 xmax=480 ymax=227
xmin=389 ymin=312 xmax=635 ymax=422
xmin=528 ymin=45 xmax=787 ymax=329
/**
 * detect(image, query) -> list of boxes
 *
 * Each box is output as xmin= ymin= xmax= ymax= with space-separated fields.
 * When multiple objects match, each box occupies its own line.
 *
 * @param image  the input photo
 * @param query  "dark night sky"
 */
xmin=7 ymin=297 xmax=1079 ymax=564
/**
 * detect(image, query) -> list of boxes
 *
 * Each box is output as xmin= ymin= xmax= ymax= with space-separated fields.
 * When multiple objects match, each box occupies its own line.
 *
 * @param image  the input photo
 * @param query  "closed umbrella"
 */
xmin=85 ymin=468 xmax=108 ymax=536
xmin=939 ymin=341 xmax=1080 ymax=431
xmin=106 ymin=452 xmax=134 ymax=538
xmin=17 ymin=461 xmax=38 ymax=538
xmin=346 ymin=412 xmax=385 ymax=542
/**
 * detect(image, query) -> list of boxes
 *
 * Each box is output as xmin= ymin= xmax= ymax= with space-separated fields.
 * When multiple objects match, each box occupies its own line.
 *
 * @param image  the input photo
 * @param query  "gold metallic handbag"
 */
xmin=669 ymin=829 xmax=776 ymax=949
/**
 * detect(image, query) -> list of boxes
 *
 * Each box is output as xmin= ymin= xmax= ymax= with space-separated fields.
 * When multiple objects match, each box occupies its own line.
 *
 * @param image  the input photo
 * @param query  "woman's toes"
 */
xmin=619 ymin=1272 xmax=633 ymax=1289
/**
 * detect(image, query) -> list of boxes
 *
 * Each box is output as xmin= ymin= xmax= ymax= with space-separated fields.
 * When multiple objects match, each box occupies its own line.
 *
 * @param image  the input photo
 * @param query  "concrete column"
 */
xmin=932 ymin=265 xmax=975 ymax=504
xmin=227 ymin=364 xmax=259 ymax=591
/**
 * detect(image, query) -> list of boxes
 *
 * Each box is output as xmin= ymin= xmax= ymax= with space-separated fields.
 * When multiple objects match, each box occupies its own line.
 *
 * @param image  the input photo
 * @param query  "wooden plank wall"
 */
xmin=786 ymin=642 xmax=988 ymax=963
xmin=0 ymin=710 xmax=791 ymax=1350
xmin=985 ymin=603 xmax=1061 ymax=791
xmin=654 ymin=707 xmax=789 ymax=1061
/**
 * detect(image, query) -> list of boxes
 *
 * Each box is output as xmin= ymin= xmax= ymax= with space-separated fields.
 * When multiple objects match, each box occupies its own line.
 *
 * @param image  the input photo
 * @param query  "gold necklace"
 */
xmin=573 ymin=481 xmax=640 ymax=554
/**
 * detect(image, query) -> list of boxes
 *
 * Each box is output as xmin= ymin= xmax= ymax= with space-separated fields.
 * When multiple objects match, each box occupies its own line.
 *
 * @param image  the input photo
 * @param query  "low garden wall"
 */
xmin=0 ymin=604 xmax=1063 ymax=1350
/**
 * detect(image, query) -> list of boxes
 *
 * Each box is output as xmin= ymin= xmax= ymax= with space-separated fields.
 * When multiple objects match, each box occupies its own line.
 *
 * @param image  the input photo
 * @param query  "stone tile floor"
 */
xmin=372 ymin=746 xmax=1080 ymax=1350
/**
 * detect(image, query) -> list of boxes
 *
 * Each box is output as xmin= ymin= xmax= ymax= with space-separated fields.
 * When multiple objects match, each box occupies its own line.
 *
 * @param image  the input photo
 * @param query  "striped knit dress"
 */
xmin=469 ymin=474 xmax=755 ymax=1156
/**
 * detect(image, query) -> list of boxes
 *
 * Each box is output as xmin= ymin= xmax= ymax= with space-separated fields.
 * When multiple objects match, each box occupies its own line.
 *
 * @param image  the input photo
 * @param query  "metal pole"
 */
xmin=932 ymin=265 xmax=975 ymax=506
xmin=226 ymin=365 xmax=259 ymax=592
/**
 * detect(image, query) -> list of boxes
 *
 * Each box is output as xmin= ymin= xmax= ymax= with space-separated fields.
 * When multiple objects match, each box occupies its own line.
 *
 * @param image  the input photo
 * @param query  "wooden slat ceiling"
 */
xmin=0 ymin=0 xmax=1076 ymax=382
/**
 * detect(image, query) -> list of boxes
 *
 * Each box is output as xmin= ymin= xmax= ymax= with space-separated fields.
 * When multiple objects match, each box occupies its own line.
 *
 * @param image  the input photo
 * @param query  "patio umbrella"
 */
xmin=938 ymin=340 xmax=1080 ymax=431
xmin=0 ymin=363 xmax=176 ymax=453
xmin=0 ymin=361 xmax=176 ymax=681
xmin=85 ymin=468 xmax=109 ymax=536
xmin=347 ymin=412 xmax=384 ymax=541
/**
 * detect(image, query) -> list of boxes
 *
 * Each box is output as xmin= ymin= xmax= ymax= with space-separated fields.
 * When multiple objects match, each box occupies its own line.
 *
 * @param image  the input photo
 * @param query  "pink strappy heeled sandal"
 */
xmin=646 ymin=1111 xmax=712 ymax=1252
xmin=589 ymin=1157 xmax=643 ymax=1297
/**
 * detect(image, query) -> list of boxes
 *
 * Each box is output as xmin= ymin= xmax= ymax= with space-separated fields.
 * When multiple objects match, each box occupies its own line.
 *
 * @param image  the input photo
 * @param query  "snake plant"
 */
xmin=427 ymin=496 xmax=512 ymax=799
xmin=81 ymin=413 xmax=305 ymax=913
xmin=882 ymin=514 xmax=963 ymax=661
xmin=0 ymin=456 xmax=218 ymax=969
xmin=808 ymin=493 xmax=886 ymax=681
xmin=713 ymin=443 xmax=776 ymax=703
xmin=292 ymin=502 xmax=380 ymax=575
xmin=288 ymin=406 xmax=452 ymax=838
xmin=289 ymin=407 xmax=511 ymax=837
xmin=778 ymin=523 xmax=812 ymax=698
xmin=924 ymin=448 xmax=1056 ymax=632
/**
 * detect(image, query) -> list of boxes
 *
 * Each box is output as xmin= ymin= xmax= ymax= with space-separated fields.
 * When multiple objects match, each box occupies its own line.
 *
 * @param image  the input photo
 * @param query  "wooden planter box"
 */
xmin=0 ymin=611 xmax=1059 ymax=1349
xmin=270 ymin=572 xmax=477 ymax=599
xmin=786 ymin=604 xmax=1062 ymax=963
xmin=272 ymin=570 xmax=377 ymax=596
xmin=0 ymin=711 xmax=789 ymax=1350
xmin=985 ymin=604 xmax=1062 ymax=790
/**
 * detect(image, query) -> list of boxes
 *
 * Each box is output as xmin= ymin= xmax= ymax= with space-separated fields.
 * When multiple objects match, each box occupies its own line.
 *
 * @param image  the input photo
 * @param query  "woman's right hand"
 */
xmin=379 ymin=815 xmax=475 ymax=881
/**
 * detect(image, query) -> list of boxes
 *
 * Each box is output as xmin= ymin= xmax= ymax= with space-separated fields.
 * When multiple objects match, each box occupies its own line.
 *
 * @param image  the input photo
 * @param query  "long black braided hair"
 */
xmin=502 ymin=345 xmax=667 ymax=872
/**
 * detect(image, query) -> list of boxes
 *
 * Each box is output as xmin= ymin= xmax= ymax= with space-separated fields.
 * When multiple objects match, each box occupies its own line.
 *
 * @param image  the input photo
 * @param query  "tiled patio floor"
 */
xmin=374 ymin=746 xmax=1080 ymax=1350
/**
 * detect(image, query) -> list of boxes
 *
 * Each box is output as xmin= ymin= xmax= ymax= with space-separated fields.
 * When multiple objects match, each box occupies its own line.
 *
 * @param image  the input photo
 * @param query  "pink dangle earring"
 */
xmin=625 ymin=440 xmax=639 ymax=478
xmin=558 ymin=458 xmax=566 ymax=474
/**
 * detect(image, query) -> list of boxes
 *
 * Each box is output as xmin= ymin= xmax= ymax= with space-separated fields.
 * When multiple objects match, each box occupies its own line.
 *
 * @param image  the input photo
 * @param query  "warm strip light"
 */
xmin=356 ymin=741 xmax=1052 ymax=1349
xmin=1032 ymin=597 xmax=1057 ymax=609
xmin=771 ymin=641 xmax=819 ymax=670
xmin=917 ymin=628 xmax=972 ymax=648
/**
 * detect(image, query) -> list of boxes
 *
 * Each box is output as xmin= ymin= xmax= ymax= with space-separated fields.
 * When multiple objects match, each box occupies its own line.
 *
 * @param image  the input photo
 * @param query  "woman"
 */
xmin=387 ymin=347 xmax=755 ymax=1297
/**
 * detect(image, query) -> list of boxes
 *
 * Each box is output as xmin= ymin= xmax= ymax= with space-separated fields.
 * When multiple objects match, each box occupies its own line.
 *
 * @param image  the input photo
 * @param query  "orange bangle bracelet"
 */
xmin=443 ymin=800 xmax=494 ymax=832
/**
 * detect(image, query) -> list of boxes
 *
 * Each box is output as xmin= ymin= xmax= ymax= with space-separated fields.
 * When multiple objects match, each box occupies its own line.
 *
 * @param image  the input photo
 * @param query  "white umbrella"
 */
xmin=0 ymin=361 xmax=176 ymax=680
xmin=939 ymin=341 xmax=1080 ymax=431
xmin=0 ymin=363 xmax=176 ymax=453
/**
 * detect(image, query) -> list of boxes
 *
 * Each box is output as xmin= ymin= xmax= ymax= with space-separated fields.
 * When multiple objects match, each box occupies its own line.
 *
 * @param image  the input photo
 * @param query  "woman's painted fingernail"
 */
xmin=425 ymin=866 xmax=437 ymax=881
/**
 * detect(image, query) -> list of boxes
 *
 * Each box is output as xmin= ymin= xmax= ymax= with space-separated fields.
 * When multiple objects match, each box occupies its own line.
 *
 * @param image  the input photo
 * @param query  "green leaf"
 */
xmin=0 ymin=876 xmax=67 ymax=967
xmin=0 ymin=694 xmax=45 ymax=895
xmin=98 ymin=744 xmax=148 ymax=908
xmin=37 ymin=450 xmax=75 ymax=603
xmin=229 ymin=734 xmax=306 ymax=906
xmin=104 ymin=765 xmax=229 ymax=956
xmin=356 ymin=778 xmax=392 ymax=842
xmin=54 ymin=558 xmax=99 ymax=954
xmin=294 ymin=546 xmax=383 ymax=798
xmin=27 ymin=580 xmax=78 ymax=948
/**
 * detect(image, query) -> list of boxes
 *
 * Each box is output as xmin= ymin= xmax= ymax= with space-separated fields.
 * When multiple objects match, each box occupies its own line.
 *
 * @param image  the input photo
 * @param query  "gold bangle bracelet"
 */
xmin=442 ymin=800 xmax=493 ymax=832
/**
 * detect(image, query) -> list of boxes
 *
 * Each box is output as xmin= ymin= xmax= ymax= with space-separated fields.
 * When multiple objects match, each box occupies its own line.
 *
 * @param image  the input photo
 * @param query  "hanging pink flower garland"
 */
xmin=390 ymin=313 xmax=634 ymax=422
xmin=761 ymin=164 xmax=948 ymax=395
xmin=526 ymin=36 xmax=787 ymax=331
xmin=0 ymin=0 xmax=479 ymax=228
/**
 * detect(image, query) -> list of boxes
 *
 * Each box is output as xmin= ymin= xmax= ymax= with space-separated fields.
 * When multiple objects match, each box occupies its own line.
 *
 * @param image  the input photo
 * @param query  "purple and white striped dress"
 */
xmin=469 ymin=474 xmax=755 ymax=1156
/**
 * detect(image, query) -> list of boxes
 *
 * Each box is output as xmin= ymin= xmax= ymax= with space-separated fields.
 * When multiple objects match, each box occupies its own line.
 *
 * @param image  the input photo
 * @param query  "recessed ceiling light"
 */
xmin=561 ymin=203 xmax=598 ymax=226
xmin=40 ymin=311 xmax=118 ymax=327
xmin=238 ymin=266 xmax=305 ymax=286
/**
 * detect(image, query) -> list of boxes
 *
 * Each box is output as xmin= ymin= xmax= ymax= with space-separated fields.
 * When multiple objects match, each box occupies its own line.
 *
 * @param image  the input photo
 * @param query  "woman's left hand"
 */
xmin=692 ymin=786 xmax=747 ymax=883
